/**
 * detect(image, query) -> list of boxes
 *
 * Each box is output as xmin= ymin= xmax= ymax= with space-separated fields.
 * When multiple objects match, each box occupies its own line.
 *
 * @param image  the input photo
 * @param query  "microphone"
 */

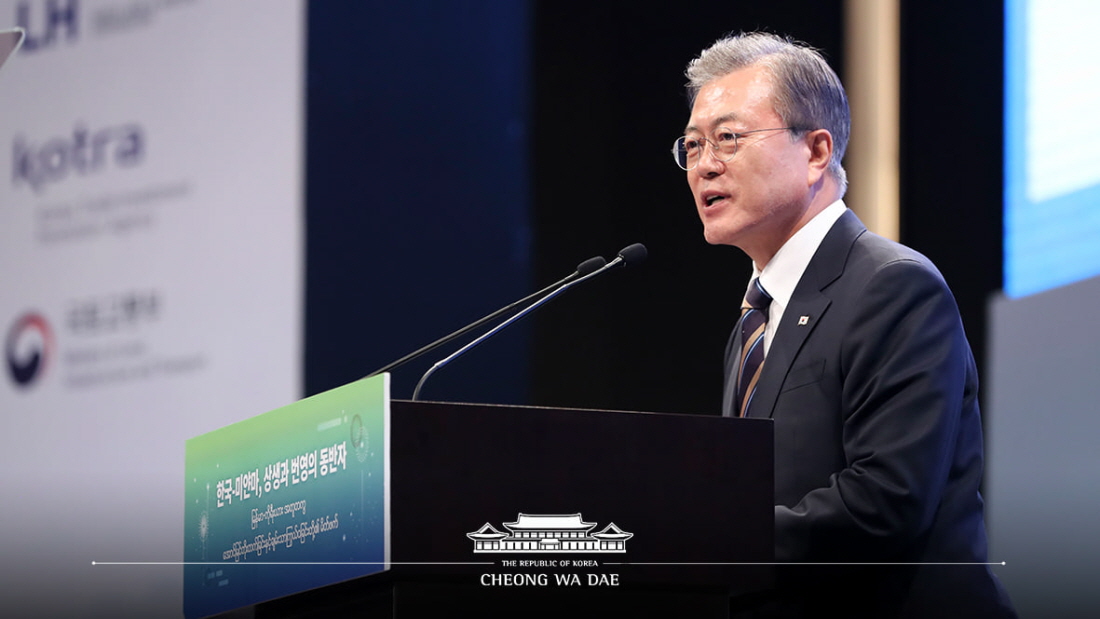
xmin=365 ymin=255 xmax=608 ymax=379
xmin=616 ymin=242 xmax=648 ymax=267
xmin=411 ymin=243 xmax=647 ymax=401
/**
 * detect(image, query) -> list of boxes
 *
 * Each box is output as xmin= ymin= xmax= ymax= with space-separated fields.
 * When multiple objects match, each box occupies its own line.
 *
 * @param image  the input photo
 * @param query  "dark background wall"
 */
xmin=305 ymin=0 xmax=1002 ymax=422
xmin=305 ymin=2 xmax=532 ymax=403
xmin=899 ymin=0 xmax=1002 ymax=386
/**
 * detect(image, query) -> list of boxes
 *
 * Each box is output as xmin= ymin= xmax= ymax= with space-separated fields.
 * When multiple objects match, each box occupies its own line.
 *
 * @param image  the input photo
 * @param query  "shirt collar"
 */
xmin=751 ymin=199 xmax=848 ymax=309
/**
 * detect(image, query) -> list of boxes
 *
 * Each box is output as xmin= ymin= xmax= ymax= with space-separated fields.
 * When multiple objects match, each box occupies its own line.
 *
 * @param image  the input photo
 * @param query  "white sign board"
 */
xmin=0 ymin=1 xmax=304 ymax=616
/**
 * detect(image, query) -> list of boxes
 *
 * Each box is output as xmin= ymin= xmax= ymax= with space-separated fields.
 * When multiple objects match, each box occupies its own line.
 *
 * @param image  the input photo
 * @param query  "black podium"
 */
xmin=214 ymin=400 xmax=774 ymax=618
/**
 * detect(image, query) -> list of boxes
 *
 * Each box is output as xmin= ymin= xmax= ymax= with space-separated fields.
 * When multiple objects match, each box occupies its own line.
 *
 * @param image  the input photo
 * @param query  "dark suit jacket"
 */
xmin=724 ymin=210 xmax=1015 ymax=618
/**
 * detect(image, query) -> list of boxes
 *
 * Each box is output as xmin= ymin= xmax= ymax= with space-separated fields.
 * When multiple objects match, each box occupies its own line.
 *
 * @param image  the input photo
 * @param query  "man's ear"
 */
xmin=806 ymin=129 xmax=833 ymax=185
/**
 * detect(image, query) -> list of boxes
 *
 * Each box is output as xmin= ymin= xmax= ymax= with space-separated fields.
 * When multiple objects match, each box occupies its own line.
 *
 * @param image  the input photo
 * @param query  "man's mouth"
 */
xmin=704 ymin=194 xmax=728 ymax=207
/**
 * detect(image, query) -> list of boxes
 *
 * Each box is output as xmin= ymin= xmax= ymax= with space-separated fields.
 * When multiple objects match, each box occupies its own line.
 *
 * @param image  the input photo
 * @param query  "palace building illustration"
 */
xmin=467 ymin=513 xmax=633 ymax=553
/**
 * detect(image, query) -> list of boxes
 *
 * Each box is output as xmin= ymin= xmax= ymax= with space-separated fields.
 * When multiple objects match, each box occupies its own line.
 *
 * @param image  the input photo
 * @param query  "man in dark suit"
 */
xmin=674 ymin=32 xmax=1016 ymax=617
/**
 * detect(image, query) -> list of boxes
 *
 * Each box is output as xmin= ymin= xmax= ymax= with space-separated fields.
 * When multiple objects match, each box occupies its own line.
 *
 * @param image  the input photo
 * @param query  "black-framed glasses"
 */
xmin=671 ymin=126 xmax=799 ymax=171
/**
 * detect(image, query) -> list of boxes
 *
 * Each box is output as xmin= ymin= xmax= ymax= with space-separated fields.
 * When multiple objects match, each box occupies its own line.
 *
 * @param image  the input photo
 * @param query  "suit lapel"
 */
xmin=744 ymin=210 xmax=867 ymax=419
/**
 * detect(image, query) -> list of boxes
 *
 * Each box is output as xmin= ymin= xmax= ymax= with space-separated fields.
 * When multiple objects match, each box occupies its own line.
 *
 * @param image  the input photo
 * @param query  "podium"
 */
xmin=188 ymin=385 xmax=773 ymax=618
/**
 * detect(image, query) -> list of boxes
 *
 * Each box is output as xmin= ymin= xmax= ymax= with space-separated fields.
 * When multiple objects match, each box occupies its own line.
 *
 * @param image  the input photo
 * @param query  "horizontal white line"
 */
xmin=92 ymin=560 xmax=1007 ymax=567
xmin=601 ymin=561 xmax=1007 ymax=566
xmin=91 ymin=561 xmax=492 ymax=566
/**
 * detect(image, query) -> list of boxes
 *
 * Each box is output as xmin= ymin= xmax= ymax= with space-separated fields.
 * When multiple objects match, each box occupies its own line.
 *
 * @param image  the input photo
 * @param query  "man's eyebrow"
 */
xmin=683 ymin=112 xmax=740 ymax=135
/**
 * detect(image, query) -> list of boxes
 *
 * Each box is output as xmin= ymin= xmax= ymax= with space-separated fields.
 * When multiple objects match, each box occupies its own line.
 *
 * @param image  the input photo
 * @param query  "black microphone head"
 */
xmin=576 ymin=256 xmax=607 ymax=276
xmin=617 ymin=243 xmax=648 ymax=267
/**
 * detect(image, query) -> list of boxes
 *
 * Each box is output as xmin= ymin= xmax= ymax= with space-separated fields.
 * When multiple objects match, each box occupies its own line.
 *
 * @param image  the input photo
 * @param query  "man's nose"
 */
xmin=693 ymin=144 xmax=726 ymax=177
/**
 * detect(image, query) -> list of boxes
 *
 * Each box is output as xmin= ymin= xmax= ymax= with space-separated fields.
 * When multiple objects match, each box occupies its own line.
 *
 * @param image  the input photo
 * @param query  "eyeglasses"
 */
xmin=671 ymin=126 xmax=799 ymax=171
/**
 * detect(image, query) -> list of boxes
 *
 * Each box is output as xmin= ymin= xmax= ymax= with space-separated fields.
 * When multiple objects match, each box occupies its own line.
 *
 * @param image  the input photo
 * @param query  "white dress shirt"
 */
xmin=750 ymin=199 xmax=848 ymax=355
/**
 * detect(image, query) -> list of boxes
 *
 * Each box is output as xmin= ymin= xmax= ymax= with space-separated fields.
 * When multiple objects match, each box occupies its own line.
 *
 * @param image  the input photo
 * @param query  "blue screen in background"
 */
xmin=1005 ymin=0 xmax=1100 ymax=298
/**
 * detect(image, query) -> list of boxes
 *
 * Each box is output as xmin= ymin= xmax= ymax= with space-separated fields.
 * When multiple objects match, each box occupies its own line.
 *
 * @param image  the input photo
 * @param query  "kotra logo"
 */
xmin=5 ymin=312 xmax=55 ymax=388
xmin=11 ymin=122 xmax=145 ymax=193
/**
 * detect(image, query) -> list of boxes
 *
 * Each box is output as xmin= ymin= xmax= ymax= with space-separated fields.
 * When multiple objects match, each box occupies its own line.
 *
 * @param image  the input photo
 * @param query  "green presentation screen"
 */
xmin=183 ymin=374 xmax=390 ymax=618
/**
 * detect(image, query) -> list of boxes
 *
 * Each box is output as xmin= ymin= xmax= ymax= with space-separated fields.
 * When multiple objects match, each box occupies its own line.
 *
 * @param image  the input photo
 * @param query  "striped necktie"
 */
xmin=736 ymin=278 xmax=772 ymax=417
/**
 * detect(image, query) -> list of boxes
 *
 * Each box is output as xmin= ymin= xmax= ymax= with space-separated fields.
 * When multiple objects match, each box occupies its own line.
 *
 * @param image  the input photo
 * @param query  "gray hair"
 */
xmin=686 ymin=32 xmax=849 ymax=195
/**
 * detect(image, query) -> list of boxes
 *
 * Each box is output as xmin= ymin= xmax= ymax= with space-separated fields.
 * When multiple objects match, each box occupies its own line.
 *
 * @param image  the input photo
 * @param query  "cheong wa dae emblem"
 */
xmin=467 ymin=513 xmax=632 ymax=553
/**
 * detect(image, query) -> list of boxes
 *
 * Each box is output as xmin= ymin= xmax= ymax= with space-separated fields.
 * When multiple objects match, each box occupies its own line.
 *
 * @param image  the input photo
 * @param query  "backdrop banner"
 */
xmin=0 ymin=1 xmax=305 ymax=616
